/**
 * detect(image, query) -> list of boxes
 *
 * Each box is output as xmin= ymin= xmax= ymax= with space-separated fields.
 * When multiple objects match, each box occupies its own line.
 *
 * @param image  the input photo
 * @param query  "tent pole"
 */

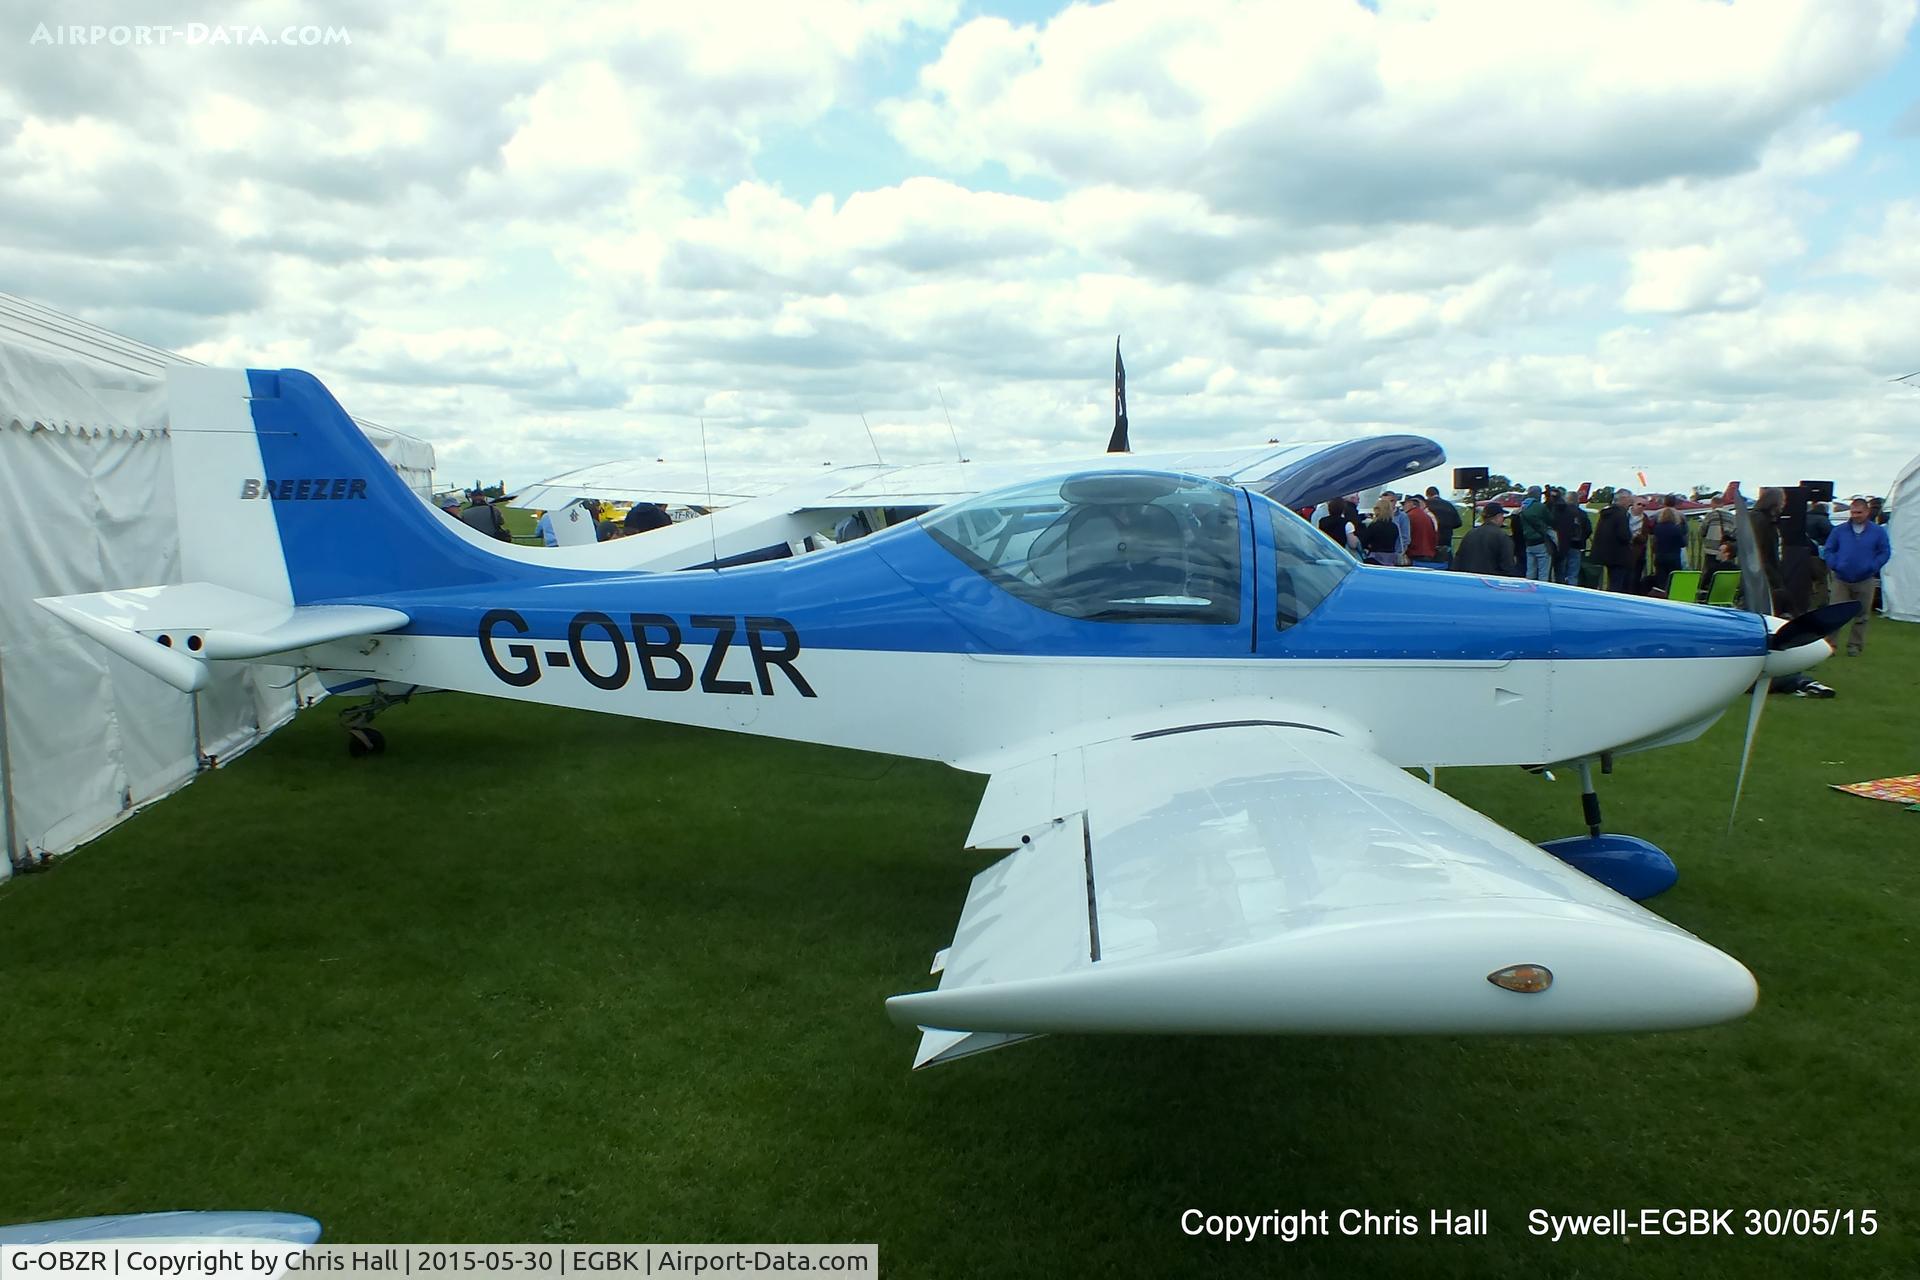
xmin=191 ymin=685 xmax=207 ymax=768
xmin=0 ymin=647 xmax=21 ymax=872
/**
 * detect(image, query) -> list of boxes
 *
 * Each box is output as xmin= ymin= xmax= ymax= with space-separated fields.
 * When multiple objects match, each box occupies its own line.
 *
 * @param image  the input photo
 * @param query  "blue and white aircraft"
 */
xmin=38 ymin=369 xmax=1847 ymax=1068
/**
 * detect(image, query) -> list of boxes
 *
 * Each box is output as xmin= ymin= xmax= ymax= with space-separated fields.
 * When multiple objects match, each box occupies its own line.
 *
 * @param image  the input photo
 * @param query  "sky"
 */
xmin=5 ymin=0 xmax=1919 ymax=497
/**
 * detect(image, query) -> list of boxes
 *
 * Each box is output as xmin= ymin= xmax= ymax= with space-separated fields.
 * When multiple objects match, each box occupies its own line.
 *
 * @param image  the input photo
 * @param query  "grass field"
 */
xmin=2 ymin=622 xmax=1915 ymax=1277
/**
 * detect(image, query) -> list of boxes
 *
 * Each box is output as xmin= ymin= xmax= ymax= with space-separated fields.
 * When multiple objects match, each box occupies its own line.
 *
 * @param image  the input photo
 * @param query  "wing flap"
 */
xmin=904 ymin=820 xmax=1093 ymax=1069
xmin=939 ymin=820 xmax=1097 ymax=990
xmin=35 ymin=583 xmax=407 ymax=692
xmin=891 ymin=725 xmax=1755 ymax=1059
xmin=963 ymin=750 xmax=1088 ymax=849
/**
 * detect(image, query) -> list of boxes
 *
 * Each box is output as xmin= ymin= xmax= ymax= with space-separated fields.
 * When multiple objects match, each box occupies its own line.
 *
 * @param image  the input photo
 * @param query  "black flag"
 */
xmin=1108 ymin=336 xmax=1130 ymax=453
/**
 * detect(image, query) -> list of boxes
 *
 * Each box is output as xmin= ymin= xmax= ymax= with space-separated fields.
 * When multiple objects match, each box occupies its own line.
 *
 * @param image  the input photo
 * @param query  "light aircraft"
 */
xmin=38 ymin=369 xmax=1852 ymax=1068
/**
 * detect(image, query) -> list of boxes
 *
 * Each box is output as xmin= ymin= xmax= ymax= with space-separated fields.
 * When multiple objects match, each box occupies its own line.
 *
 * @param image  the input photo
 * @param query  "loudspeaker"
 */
xmin=1779 ymin=486 xmax=1808 ymax=541
xmin=1452 ymin=466 xmax=1490 ymax=491
xmin=1799 ymin=479 xmax=1834 ymax=503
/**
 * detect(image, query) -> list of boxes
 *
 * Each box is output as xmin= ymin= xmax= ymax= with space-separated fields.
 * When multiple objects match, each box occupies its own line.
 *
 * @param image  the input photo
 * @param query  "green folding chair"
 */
xmin=1704 ymin=572 xmax=1740 ymax=606
xmin=1665 ymin=569 xmax=1702 ymax=602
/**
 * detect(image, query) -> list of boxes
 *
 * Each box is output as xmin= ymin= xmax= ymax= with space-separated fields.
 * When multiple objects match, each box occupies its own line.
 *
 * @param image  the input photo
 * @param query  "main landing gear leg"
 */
xmin=1578 ymin=759 xmax=1603 ymax=838
xmin=1537 ymin=754 xmax=1679 ymax=901
xmin=340 ymin=684 xmax=419 ymax=757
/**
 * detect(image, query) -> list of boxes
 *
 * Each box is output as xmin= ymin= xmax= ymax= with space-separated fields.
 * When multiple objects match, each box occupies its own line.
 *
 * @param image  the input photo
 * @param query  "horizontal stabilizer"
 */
xmin=35 ymin=583 xmax=407 ymax=692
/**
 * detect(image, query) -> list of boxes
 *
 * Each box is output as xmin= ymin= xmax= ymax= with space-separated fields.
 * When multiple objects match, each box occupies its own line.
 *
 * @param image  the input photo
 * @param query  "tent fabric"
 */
xmin=0 ymin=291 xmax=437 ymax=494
xmin=1882 ymin=449 xmax=1919 ymax=624
xmin=0 ymin=328 xmax=170 ymax=439
xmin=0 ymin=299 xmax=435 ymax=879
xmin=0 ymin=407 xmax=222 ymax=875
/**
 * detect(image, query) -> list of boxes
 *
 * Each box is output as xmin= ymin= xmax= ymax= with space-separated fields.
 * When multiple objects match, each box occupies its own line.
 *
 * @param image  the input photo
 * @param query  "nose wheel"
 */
xmin=1536 ymin=755 xmax=1679 ymax=900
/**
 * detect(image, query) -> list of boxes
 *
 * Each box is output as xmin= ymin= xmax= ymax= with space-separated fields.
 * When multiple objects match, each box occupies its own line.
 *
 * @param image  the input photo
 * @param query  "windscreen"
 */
xmin=1265 ymin=497 xmax=1357 ymax=630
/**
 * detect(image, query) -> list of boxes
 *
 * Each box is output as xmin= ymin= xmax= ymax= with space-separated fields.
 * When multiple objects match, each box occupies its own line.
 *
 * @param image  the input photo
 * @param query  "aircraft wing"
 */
xmin=889 ymin=723 xmax=1754 ymax=1068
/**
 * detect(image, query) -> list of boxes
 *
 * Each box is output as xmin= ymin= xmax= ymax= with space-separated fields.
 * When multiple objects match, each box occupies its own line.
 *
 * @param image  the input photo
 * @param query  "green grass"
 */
xmin=3 ymin=623 xmax=1916 ymax=1277
xmin=499 ymin=506 xmax=540 ymax=545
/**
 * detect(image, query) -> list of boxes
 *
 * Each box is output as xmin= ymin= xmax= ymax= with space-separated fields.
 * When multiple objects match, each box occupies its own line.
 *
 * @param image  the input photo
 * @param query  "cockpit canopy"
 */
xmin=922 ymin=469 xmax=1357 ymax=629
xmin=921 ymin=471 xmax=1242 ymax=623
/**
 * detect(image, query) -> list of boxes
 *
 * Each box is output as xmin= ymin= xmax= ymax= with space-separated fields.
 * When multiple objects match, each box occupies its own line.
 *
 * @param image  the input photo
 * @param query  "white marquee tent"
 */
xmin=1883 ymin=448 xmax=1919 ymax=624
xmin=0 ymin=293 xmax=435 ymax=880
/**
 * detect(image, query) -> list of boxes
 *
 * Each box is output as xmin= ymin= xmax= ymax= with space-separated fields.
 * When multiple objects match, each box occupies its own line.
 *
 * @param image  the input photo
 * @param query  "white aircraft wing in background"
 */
xmin=511 ymin=459 xmax=818 ymax=514
xmin=501 ymin=435 xmax=1445 ymax=572
xmin=515 ymin=437 xmax=1442 ymax=521
xmin=771 ymin=437 xmax=1436 ymax=514
xmin=892 ymin=723 xmax=1756 ymax=1068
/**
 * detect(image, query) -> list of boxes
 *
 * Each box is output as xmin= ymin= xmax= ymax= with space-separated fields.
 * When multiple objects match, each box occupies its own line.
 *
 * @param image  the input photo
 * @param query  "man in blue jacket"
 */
xmin=1823 ymin=497 xmax=1893 ymax=655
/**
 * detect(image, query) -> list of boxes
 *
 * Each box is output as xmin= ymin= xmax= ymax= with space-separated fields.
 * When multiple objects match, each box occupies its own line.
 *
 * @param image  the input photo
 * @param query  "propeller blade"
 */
xmin=1729 ymin=489 xmax=1773 ymax=618
xmin=1729 ymin=678 xmax=1767 ymax=831
xmin=1769 ymin=600 xmax=1863 ymax=651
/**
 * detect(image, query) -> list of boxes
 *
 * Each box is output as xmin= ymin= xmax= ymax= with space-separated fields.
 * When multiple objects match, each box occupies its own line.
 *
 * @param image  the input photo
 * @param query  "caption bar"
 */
xmin=1 ymin=1245 xmax=876 ymax=1279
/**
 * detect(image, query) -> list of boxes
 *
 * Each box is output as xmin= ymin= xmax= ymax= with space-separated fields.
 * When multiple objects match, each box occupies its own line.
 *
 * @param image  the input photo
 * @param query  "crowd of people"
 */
xmin=439 ymin=492 xmax=678 ymax=545
xmin=1317 ymin=485 xmax=1465 ymax=570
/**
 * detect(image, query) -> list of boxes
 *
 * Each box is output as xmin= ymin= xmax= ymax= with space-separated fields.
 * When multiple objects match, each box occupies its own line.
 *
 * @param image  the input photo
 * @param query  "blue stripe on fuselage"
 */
xmin=1542 ymin=576 xmax=1766 ymax=660
xmin=352 ymin=524 xmax=1764 ymax=663
xmin=1273 ymin=565 xmax=1764 ymax=662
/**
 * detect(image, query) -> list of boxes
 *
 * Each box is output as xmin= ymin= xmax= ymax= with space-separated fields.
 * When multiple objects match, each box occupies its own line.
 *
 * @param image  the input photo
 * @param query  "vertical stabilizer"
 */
xmin=168 ymin=367 xmax=294 ymax=604
xmin=169 ymin=367 xmax=561 ymax=605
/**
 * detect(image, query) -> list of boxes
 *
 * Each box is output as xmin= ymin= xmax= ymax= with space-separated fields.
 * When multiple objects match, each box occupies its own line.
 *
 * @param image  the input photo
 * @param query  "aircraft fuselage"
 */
xmin=299 ymin=492 xmax=1769 ymax=777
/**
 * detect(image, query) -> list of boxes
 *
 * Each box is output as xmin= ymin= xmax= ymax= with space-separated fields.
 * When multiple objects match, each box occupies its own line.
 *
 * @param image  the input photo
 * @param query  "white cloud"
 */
xmin=887 ymin=0 xmax=1912 ymax=225
xmin=1828 ymin=200 xmax=1920 ymax=284
xmin=1 ymin=0 xmax=1914 ymax=497
xmin=500 ymin=62 xmax=651 ymax=178
xmin=1622 ymin=246 xmax=1768 ymax=314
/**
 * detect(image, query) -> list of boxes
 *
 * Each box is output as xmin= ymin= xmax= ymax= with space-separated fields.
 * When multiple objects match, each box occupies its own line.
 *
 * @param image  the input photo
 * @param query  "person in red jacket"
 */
xmin=1405 ymin=495 xmax=1441 ymax=566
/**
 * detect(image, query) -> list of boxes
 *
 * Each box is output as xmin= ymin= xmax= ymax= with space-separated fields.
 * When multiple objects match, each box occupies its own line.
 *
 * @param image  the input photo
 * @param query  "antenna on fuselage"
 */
xmin=859 ymin=412 xmax=883 ymax=465
xmin=936 ymin=385 xmax=965 ymax=463
xmin=699 ymin=416 xmax=718 ymax=569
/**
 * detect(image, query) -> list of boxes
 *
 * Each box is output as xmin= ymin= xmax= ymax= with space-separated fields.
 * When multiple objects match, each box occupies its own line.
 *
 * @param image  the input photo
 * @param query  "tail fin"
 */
xmin=36 ymin=367 xmax=509 ymax=693
xmin=171 ymin=367 xmax=543 ymax=604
